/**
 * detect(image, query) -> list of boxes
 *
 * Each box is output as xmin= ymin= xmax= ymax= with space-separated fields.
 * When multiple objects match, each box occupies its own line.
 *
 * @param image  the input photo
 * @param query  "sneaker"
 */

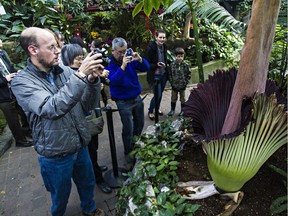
xmin=83 ymin=208 xmax=106 ymax=216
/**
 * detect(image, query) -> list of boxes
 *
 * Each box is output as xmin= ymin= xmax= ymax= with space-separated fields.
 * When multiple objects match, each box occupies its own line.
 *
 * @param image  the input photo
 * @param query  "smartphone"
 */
xmin=126 ymin=48 xmax=133 ymax=57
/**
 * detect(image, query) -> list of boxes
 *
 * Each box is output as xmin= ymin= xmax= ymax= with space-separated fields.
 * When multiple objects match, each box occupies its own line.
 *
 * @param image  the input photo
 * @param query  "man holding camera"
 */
xmin=11 ymin=27 xmax=106 ymax=216
xmin=106 ymin=37 xmax=149 ymax=161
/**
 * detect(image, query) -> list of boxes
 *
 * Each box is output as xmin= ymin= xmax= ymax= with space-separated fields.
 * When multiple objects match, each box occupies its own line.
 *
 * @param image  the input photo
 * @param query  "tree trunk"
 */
xmin=191 ymin=10 xmax=204 ymax=83
xmin=183 ymin=12 xmax=192 ymax=38
xmin=221 ymin=0 xmax=281 ymax=135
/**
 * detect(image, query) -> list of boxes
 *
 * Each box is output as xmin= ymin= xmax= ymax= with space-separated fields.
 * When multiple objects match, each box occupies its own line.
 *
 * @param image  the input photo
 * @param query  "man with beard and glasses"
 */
xmin=106 ymin=37 xmax=149 ymax=164
xmin=11 ymin=27 xmax=106 ymax=216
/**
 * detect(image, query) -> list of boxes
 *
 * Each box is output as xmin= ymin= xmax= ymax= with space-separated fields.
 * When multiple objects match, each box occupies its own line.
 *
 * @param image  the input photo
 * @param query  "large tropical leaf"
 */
xmin=197 ymin=0 xmax=245 ymax=30
xmin=163 ymin=0 xmax=245 ymax=31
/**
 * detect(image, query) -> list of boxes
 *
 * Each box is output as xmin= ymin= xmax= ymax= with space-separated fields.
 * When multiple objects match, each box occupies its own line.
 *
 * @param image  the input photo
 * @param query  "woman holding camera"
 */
xmin=146 ymin=29 xmax=169 ymax=120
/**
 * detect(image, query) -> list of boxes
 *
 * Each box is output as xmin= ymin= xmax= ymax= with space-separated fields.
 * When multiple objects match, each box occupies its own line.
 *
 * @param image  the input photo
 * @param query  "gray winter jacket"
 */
xmin=11 ymin=59 xmax=101 ymax=157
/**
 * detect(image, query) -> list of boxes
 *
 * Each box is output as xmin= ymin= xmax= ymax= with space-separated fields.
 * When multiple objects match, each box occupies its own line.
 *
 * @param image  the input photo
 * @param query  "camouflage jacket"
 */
xmin=168 ymin=61 xmax=191 ymax=91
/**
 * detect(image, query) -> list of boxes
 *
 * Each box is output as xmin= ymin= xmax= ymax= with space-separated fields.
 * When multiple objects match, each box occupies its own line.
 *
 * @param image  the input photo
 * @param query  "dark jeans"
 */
xmin=0 ymin=99 xmax=30 ymax=141
xmin=88 ymin=134 xmax=104 ymax=183
xmin=148 ymin=75 xmax=167 ymax=113
xmin=115 ymin=95 xmax=144 ymax=155
xmin=38 ymin=147 xmax=96 ymax=216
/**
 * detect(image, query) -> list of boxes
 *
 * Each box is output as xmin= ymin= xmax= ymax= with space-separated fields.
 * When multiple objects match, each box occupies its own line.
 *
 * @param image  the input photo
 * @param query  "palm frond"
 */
xmin=162 ymin=0 xmax=189 ymax=15
xmin=163 ymin=0 xmax=244 ymax=32
xmin=197 ymin=0 xmax=245 ymax=30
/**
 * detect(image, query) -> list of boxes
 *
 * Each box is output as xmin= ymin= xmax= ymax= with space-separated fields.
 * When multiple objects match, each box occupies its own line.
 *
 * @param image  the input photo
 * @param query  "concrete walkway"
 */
xmin=0 ymin=87 xmax=194 ymax=216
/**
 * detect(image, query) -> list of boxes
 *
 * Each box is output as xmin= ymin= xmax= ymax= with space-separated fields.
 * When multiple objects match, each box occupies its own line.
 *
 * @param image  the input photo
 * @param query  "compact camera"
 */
xmin=126 ymin=48 xmax=133 ymax=58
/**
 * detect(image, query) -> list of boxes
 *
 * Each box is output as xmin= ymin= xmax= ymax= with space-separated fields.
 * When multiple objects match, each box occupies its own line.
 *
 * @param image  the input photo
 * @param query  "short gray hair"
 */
xmin=112 ymin=37 xmax=127 ymax=50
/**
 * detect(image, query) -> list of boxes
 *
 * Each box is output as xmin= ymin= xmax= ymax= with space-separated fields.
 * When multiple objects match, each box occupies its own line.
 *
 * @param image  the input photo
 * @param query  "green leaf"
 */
xmin=156 ymin=163 xmax=165 ymax=171
xmin=162 ymin=201 xmax=176 ymax=210
xmin=147 ymin=165 xmax=157 ymax=177
xmin=143 ymin=0 xmax=153 ymax=17
xmin=169 ymin=193 xmax=180 ymax=202
xmin=270 ymin=195 xmax=288 ymax=214
xmin=184 ymin=204 xmax=201 ymax=213
xmin=132 ymin=2 xmax=143 ymax=18
xmin=176 ymin=198 xmax=186 ymax=205
xmin=168 ymin=161 xmax=179 ymax=166
xmin=157 ymin=192 xmax=167 ymax=205
xmin=176 ymin=203 xmax=186 ymax=214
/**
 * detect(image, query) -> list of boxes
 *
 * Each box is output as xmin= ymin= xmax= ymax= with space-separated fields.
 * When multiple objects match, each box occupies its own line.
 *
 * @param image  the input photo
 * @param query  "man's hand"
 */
xmin=157 ymin=62 xmax=166 ymax=68
xmin=100 ymin=69 xmax=109 ymax=78
xmin=132 ymin=51 xmax=142 ymax=63
xmin=79 ymin=51 xmax=104 ymax=77
xmin=121 ymin=56 xmax=131 ymax=71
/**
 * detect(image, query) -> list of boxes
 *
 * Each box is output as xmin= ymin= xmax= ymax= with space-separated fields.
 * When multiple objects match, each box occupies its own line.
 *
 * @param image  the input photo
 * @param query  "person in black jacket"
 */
xmin=146 ymin=29 xmax=169 ymax=120
xmin=0 ymin=39 xmax=32 ymax=147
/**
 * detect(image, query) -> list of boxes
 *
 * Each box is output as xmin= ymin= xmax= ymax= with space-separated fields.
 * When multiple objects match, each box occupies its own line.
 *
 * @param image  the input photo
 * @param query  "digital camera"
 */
xmin=93 ymin=48 xmax=111 ymax=67
xmin=93 ymin=48 xmax=110 ymax=85
xmin=126 ymin=48 xmax=133 ymax=58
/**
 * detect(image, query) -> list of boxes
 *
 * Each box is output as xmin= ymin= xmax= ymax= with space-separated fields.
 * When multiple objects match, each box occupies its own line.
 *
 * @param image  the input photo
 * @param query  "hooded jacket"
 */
xmin=11 ymin=60 xmax=101 ymax=157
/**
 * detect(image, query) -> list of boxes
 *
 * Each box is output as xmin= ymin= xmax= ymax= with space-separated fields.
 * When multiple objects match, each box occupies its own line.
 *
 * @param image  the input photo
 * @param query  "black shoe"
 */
xmin=148 ymin=112 xmax=155 ymax=120
xmin=97 ymin=182 xmax=112 ymax=194
xmin=16 ymin=140 xmax=33 ymax=147
xmin=179 ymin=111 xmax=184 ymax=116
xmin=83 ymin=208 xmax=106 ymax=216
xmin=99 ymin=165 xmax=108 ymax=172
xmin=168 ymin=110 xmax=175 ymax=116
xmin=158 ymin=110 xmax=164 ymax=116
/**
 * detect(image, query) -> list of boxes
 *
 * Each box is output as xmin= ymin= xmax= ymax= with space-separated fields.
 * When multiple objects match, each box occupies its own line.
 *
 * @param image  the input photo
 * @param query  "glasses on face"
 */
xmin=115 ymin=49 xmax=127 ymax=55
xmin=46 ymin=44 xmax=61 ymax=52
xmin=74 ymin=56 xmax=84 ymax=61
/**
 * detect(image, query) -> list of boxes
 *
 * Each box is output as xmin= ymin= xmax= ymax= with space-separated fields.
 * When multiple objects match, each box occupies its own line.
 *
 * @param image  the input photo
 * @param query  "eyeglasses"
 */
xmin=47 ymin=44 xmax=60 ymax=52
xmin=114 ymin=49 xmax=127 ymax=55
xmin=74 ymin=56 xmax=84 ymax=61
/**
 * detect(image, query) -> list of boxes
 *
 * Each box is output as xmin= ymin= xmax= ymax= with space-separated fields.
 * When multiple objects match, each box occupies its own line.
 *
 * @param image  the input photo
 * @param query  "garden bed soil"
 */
xmin=176 ymin=143 xmax=287 ymax=216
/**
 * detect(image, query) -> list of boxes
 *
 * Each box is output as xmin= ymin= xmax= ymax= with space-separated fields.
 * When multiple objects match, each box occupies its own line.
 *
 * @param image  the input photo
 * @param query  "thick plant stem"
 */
xmin=221 ymin=0 xmax=281 ymax=135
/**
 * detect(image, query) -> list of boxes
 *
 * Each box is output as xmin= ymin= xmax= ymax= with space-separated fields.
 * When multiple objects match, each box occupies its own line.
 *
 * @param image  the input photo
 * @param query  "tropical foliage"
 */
xmin=0 ymin=0 xmax=92 ymax=41
xmin=195 ymin=19 xmax=244 ymax=67
xmin=269 ymin=164 xmax=287 ymax=215
xmin=116 ymin=119 xmax=200 ymax=215
xmin=268 ymin=24 xmax=287 ymax=97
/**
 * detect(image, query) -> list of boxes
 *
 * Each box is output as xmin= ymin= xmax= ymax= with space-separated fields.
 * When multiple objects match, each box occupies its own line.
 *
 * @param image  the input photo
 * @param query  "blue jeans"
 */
xmin=148 ymin=75 xmax=167 ymax=113
xmin=38 ymin=147 xmax=96 ymax=216
xmin=115 ymin=95 xmax=144 ymax=155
